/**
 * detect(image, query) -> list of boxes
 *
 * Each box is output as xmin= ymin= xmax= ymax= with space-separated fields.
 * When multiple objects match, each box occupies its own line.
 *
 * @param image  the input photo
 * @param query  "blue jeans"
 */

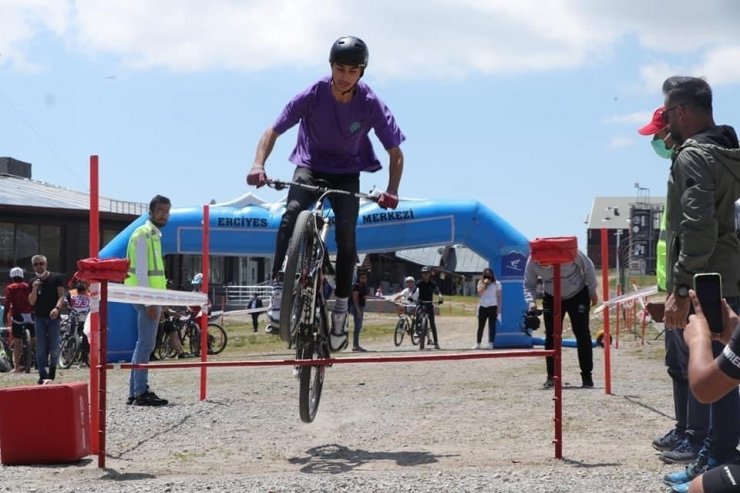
xmin=351 ymin=306 xmax=364 ymax=348
xmin=129 ymin=304 xmax=161 ymax=398
xmin=35 ymin=316 xmax=61 ymax=381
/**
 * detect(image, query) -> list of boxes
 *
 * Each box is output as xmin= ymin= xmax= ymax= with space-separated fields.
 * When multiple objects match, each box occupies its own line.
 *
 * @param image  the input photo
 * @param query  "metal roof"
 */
xmin=0 ymin=174 xmax=147 ymax=215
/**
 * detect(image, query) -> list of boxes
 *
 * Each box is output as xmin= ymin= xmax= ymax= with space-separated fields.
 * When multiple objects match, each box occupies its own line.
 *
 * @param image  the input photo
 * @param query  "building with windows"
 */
xmin=0 ymin=157 xmax=146 ymax=280
xmin=586 ymin=195 xmax=665 ymax=285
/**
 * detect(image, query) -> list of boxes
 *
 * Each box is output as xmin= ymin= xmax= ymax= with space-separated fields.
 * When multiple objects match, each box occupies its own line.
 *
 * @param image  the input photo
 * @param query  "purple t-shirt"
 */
xmin=272 ymin=76 xmax=405 ymax=174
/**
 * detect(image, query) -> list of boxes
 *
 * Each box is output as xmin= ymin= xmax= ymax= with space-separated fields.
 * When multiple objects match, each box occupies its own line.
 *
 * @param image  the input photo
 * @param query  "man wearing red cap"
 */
xmin=640 ymin=107 xmax=708 ymax=466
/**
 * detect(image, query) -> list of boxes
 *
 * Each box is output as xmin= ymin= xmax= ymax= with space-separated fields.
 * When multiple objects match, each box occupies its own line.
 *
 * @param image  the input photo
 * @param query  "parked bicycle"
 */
xmin=393 ymin=302 xmax=420 ymax=347
xmin=58 ymin=310 xmax=90 ymax=369
xmin=154 ymin=308 xmax=227 ymax=360
xmin=269 ymin=179 xmax=379 ymax=423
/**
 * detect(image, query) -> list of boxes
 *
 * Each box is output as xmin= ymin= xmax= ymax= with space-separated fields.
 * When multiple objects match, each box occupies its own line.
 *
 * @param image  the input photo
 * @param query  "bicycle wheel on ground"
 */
xmin=418 ymin=314 xmax=430 ymax=350
xmin=58 ymin=335 xmax=79 ymax=369
xmin=281 ymin=210 xmax=316 ymax=344
xmin=206 ymin=324 xmax=227 ymax=355
xmin=187 ymin=323 xmax=202 ymax=356
xmin=156 ymin=334 xmax=177 ymax=360
xmin=394 ymin=318 xmax=406 ymax=346
xmin=298 ymin=305 xmax=327 ymax=423
xmin=410 ymin=319 xmax=420 ymax=346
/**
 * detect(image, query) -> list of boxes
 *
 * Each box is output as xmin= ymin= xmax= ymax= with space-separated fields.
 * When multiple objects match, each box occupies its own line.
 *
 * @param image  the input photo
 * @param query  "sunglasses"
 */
xmin=661 ymin=104 xmax=683 ymax=124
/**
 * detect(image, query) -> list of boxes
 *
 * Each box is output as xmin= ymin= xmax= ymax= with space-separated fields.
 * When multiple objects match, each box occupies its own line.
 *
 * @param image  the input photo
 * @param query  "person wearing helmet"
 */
xmin=247 ymin=35 xmax=406 ymax=352
xmin=409 ymin=267 xmax=443 ymax=349
xmin=3 ymin=267 xmax=35 ymax=373
xmin=191 ymin=273 xmax=203 ymax=290
xmin=391 ymin=275 xmax=418 ymax=316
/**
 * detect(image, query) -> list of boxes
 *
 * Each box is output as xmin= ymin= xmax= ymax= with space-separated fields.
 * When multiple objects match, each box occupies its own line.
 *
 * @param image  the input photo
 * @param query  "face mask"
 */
xmin=651 ymin=138 xmax=673 ymax=159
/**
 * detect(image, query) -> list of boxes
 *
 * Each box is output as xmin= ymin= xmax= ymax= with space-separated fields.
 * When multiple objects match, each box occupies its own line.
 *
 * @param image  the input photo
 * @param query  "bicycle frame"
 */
xmin=268 ymin=179 xmax=378 ymax=423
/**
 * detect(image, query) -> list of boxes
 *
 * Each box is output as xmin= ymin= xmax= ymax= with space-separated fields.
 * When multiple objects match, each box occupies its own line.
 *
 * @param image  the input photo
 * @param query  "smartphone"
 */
xmin=693 ymin=273 xmax=723 ymax=333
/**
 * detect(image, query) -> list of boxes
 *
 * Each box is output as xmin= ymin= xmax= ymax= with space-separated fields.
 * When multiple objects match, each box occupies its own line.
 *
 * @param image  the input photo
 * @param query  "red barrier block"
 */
xmin=0 ymin=382 xmax=90 ymax=465
xmin=529 ymin=236 xmax=578 ymax=265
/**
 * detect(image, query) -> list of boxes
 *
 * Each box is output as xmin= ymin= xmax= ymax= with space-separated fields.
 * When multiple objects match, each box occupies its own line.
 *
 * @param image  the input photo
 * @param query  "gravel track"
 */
xmin=1 ymin=315 xmax=678 ymax=492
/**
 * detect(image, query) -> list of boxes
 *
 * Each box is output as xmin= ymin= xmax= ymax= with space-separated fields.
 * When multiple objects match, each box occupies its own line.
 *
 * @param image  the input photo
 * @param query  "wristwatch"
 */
xmin=675 ymin=284 xmax=690 ymax=298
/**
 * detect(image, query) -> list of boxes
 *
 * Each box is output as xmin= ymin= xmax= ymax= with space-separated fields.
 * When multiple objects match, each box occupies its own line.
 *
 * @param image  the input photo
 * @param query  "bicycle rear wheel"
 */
xmin=281 ymin=210 xmax=316 ymax=344
xmin=393 ymin=318 xmax=406 ymax=346
xmin=298 ymin=303 xmax=328 ymax=423
xmin=206 ymin=324 xmax=227 ymax=355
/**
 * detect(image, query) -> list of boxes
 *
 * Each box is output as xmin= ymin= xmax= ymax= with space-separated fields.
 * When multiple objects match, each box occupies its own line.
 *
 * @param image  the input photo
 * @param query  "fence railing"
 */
xmin=224 ymin=284 xmax=273 ymax=306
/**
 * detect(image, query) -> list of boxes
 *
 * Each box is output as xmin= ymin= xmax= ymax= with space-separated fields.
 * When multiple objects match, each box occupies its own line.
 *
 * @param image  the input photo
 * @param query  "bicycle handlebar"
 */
xmin=266 ymin=179 xmax=380 ymax=202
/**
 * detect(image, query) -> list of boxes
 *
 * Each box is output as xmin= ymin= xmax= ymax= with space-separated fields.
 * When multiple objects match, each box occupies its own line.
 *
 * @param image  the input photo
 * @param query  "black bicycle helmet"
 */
xmin=329 ymin=36 xmax=369 ymax=68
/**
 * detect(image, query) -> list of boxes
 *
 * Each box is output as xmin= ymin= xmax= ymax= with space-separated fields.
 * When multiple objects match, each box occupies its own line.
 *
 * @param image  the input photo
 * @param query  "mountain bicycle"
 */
xmin=269 ymin=178 xmax=379 ymax=423
xmin=415 ymin=300 xmax=443 ymax=350
xmin=155 ymin=308 xmax=227 ymax=359
xmin=393 ymin=302 xmax=420 ymax=347
xmin=58 ymin=310 xmax=90 ymax=369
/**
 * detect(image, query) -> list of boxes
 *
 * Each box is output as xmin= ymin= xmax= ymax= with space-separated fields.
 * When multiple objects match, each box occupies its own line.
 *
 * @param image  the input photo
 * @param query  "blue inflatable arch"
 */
xmin=100 ymin=198 xmax=531 ymax=361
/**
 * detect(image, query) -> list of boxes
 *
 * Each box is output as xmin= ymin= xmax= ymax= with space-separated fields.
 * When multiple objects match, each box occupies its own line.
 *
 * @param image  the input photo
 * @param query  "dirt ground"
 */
xmin=0 ymin=313 xmax=675 ymax=491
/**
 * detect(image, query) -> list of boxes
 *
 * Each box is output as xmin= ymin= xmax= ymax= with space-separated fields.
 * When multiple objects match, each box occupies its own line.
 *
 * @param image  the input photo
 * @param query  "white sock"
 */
xmin=334 ymin=297 xmax=348 ymax=313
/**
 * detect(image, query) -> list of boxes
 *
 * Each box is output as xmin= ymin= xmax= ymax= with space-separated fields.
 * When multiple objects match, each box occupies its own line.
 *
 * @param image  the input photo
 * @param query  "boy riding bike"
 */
xmin=247 ymin=35 xmax=405 ymax=352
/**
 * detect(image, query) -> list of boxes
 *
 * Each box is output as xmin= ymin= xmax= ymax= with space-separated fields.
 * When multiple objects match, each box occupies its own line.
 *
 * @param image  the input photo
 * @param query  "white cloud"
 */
xmin=603 ymin=111 xmax=654 ymax=125
xmin=609 ymin=136 xmax=633 ymax=149
xmin=3 ymin=0 xmax=740 ymax=85
xmin=0 ymin=0 xmax=70 ymax=72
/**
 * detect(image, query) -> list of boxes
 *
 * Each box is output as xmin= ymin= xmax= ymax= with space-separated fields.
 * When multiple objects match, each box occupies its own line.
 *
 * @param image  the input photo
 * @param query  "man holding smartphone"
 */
xmin=659 ymin=76 xmax=740 ymax=492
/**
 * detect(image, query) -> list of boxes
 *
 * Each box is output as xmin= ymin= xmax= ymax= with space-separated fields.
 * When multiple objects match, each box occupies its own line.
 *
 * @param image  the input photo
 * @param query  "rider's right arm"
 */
xmin=252 ymin=128 xmax=280 ymax=170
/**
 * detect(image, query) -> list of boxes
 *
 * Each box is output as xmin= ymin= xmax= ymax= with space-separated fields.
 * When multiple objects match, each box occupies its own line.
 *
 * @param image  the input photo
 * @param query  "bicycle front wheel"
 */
xmin=186 ymin=323 xmax=202 ymax=356
xmin=394 ymin=318 xmax=406 ymax=346
xmin=297 ymin=307 xmax=327 ymax=423
xmin=418 ymin=314 xmax=430 ymax=350
xmin=58 ymin=335 xmax=79 ymax=369
xmin=281 ymin=210 xmax=316 ymax=344
xmin=410 ymin=320 xmax=421 ymax=346
xmin=206 ymin=324 xmax=227 ymax=355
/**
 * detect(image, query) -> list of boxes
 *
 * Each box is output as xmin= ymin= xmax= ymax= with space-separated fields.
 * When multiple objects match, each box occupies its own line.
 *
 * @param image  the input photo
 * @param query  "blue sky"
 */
xmin=2 ymin=0 xmax=740 ymax=249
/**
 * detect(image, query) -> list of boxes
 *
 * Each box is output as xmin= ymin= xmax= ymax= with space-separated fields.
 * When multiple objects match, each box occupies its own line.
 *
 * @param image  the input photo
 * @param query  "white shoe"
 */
xmin=471 ymin=343 xmax=480 ymax=349
xmin=329 ymin=311 xmax=348 ymax=352
xmin=487 ymin=342 xmax=495 ymax=350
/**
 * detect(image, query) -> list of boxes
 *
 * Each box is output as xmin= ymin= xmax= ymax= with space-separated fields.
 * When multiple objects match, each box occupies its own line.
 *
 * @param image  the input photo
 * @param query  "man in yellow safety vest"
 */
xmin=124 ymin=194 xmax=171 ymax=407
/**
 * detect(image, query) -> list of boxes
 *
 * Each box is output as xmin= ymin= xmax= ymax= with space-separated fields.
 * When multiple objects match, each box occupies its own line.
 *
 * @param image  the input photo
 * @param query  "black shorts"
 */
xmin=11 ymin=322 xmax=35 ymax=339
xmin=703 ymin=464 xmax=740 ymax=492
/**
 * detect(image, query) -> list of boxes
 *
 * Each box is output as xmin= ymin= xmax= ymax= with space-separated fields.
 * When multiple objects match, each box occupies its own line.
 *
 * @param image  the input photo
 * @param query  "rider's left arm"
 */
xmin=385 ymin=147 xmax=403 ymax=195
